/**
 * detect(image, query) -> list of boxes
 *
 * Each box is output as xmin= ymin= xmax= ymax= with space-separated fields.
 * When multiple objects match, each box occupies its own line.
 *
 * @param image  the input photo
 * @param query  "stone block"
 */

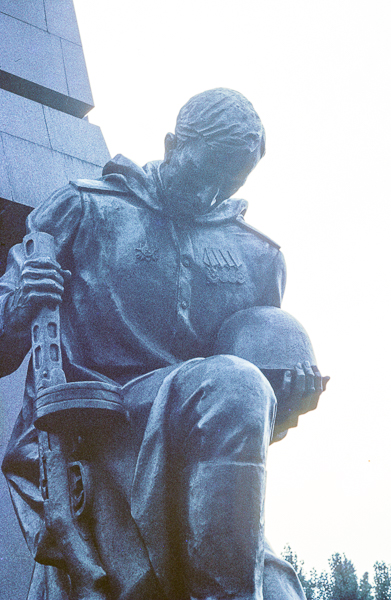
xmin=0 ymin=135 xmax=13 ymax=200
xmin=1 ymin=133 xmax=69 ymax=208
xmin=1 ymin=132 xmax=108 ymax=209
xmin=0 ymin=12 xmax=94 ymax=117
xmin=0 ymin=90 xmax=108 ymax=166
xmin=0 ymin=88 xmax=49 ymax=148
xmin=0 ymin=12 xmax=67 ymax=94
xmin=61 ymin=152 xmax=104 ymax=183
xmin=44 ymin=0 xmax=82 ymax=45
xmin=0 ymin=0 xmax=47 ymax=30
xmin=44 ymin=106 xmax=110 ymax=165
xmin=0 ymin=70 xmax=94 ymax=119
xmin=61 ymin=38 xmax=94 ymax=106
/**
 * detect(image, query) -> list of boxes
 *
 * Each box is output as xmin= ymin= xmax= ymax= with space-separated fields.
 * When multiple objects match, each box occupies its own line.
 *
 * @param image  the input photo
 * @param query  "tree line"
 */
xmin=282 ymin=545 xmax=391 ymax=600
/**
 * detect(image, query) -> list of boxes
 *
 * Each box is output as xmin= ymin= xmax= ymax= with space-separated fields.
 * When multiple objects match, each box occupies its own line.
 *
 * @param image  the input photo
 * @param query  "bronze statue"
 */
xmin=0 ymin=88 xmax=328 ymax=600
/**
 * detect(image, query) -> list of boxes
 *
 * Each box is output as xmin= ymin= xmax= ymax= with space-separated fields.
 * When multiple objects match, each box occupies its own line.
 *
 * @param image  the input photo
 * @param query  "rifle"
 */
xmin=24 ymin=232 xmax=126 ymax=600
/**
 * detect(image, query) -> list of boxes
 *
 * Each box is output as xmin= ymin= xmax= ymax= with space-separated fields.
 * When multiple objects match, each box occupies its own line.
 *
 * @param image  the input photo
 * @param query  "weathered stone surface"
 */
xmin=1 ymin=132 xmax=107 ymax=208
xmin=0 ymin=0 xmax=83 ymax=44
xmin=0 ymin=88 xmax=50 ymax=147
xmin=1 ymin=133 xmax=68 ymax=207
xmin=0 ymin=91 xmax=109 ymax=209
xmin=0 ymin=12 xmax=67 ymax=94
xmin=0 ymin=135 xmax=13 ymax=200
xmin=44 ymin=0 xmax=82 ymax=44
xmin=43 ymin=107 xmax=108 ymax=164
xmin=0 ymin=71 xmax=94 ymax=119
xmin=60 ymin=152 xmax=105 ymax=183
xmin=0 ymin=10 xmax=93 ymax=117
xmin=0 ymin=0 xmax=47 ymax=30
xmin=61 ymin=38 xmax=94 ymax=105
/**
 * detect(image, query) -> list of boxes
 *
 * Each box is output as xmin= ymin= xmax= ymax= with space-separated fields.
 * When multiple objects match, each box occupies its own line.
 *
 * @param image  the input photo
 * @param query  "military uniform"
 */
xmin=1 ymin=156 xmax=305 ymax=600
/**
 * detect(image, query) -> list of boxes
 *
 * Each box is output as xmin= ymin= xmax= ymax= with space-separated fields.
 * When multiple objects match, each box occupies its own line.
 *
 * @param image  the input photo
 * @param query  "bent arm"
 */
xmin=0 ymin=243 xmax=31 ymax=376
xmin=260 ymin=249 xmax=287 ymax=308
xmin=0 ymin=185 xmax=82 ymax=377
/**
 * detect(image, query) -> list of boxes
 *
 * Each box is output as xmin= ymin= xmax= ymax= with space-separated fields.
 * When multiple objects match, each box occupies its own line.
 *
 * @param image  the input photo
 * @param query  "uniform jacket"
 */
xmin=0 ymin=155 xmax=286 ymax=384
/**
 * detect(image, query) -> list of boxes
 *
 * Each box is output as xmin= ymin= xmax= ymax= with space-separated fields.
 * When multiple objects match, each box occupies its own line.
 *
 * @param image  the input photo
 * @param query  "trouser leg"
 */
xmin=169 ymin=355 xmax=276 ymax=600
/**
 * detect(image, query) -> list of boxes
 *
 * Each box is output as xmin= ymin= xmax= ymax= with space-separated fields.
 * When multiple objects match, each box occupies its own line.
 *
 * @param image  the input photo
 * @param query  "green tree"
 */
xmin=280 ymin=545 xmax=391 ymax=600
xmin=329 ymin=553 xmax=358 ymax=600
xmin=358 ymin=571 xmax=373 ymax=600
xmin=303 ymin=569 xmax=319 ymax=600
xmin=282 ymin=544 xmax=311 ymax=595
xmin=316 ymin=569 xmax=332 ymax=600
xmin=373 ymin=562 xmax=391 ymax=600
xmin=281 ymin=545 xmax=331 ymax=600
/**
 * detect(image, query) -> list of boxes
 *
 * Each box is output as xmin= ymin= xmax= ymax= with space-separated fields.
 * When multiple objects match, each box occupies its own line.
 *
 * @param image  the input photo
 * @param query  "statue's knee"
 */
xmin=170 ymin=356 xmax=276 ymax=460
xmin=206 ymin=354 xmax=276 ymax=423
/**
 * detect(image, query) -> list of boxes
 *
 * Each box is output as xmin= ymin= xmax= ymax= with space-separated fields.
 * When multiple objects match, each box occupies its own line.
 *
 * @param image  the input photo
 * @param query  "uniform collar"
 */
xmin=102 ymin=154 xmax=248 ymax=225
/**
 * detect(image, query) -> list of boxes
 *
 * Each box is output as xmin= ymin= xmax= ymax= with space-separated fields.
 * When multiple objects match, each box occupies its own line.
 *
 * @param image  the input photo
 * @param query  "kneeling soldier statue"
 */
xmin=1 ymin=88 xmax=328 ymax=600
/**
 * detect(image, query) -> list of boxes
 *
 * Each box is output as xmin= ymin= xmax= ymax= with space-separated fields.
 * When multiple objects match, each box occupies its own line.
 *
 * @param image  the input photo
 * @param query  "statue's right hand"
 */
xmin=7 ymin=258 xmax=71 ymax=329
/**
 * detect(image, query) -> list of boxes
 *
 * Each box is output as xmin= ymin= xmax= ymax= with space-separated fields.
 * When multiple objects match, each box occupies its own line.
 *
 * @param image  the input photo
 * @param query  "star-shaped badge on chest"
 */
xmin=135 ymin=244 xmax=159 ymax=262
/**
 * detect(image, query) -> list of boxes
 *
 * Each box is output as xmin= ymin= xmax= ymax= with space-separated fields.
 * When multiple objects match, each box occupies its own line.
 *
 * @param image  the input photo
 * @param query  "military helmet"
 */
xmin=214 ymin=306 xmax=316 ymax=370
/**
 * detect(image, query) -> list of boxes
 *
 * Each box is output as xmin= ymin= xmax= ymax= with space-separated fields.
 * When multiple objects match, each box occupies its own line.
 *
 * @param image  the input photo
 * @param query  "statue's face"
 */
xmin=160 ymin=137 xmax=260 ymax=216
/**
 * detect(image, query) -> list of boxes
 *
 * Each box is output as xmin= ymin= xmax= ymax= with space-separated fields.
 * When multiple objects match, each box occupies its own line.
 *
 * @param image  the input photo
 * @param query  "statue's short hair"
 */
xmin=175 ymin=88 xmax=265 ymax=157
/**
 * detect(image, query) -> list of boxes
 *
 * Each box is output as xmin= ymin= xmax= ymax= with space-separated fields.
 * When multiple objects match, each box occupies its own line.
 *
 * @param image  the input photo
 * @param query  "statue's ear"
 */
xmin=164 ymin=133 xmax=177 ymax=163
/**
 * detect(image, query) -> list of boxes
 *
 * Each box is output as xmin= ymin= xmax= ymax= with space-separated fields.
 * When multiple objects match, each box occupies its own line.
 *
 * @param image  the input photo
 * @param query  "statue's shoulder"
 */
xmin=69 ymin=176 xmax=129 ymax=195
xmin=235 ymin=216 xmax=281 ymax=250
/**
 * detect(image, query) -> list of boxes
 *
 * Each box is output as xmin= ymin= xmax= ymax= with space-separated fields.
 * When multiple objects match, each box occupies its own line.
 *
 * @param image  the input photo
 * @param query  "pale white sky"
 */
xmin=74 ymin=0 xmax=391 ymax=579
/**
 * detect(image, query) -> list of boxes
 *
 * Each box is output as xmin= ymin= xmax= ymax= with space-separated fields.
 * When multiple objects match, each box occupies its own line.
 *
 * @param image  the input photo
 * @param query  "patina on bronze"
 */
xmin=1 ymin=88 xmax=328 ymax=600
